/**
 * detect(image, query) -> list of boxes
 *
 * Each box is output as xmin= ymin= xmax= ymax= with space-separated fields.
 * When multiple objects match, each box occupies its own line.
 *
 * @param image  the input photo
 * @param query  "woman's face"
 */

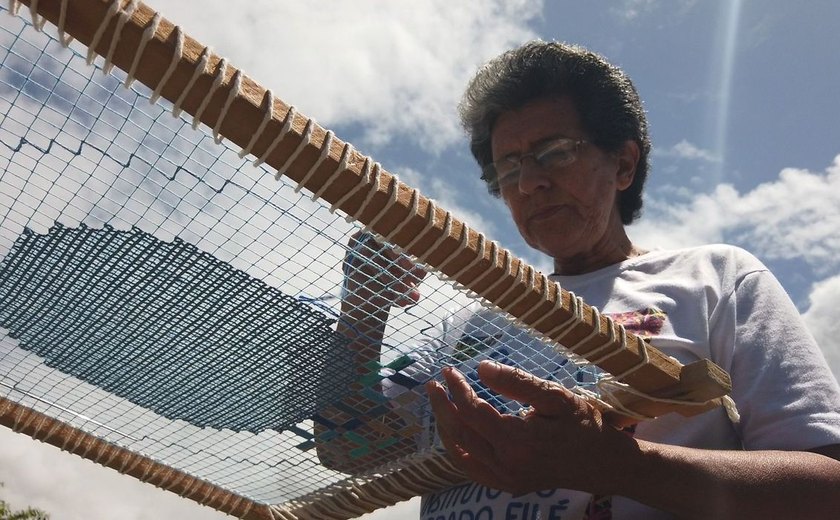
xmin=491 ymin=96 xmax=636 ymax=271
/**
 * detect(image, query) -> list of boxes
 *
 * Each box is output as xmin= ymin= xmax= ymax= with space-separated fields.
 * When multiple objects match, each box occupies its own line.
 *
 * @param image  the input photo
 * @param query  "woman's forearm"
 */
xmin=616 ymin=441 xmax=840 ymax=519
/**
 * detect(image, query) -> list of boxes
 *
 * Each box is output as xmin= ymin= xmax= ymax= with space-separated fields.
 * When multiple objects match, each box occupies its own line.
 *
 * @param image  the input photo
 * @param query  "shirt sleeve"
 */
xmin=723 ymin=268 xmax=840 ymax=451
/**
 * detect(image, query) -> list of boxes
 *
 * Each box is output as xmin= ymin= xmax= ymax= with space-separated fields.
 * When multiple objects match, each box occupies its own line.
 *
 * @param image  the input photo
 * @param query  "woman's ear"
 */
xmin=616 ymin=140 xmax=640 ymax=191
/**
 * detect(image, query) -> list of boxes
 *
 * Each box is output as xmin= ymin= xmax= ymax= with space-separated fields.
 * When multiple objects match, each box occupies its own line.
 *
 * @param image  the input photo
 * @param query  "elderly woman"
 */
xmin=336 ymin=41 xmax=840 ymax=519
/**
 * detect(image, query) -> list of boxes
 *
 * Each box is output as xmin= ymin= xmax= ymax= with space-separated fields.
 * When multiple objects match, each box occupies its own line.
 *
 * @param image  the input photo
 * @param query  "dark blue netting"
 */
xmin=0 ymin=223 xmax=354 ymax=432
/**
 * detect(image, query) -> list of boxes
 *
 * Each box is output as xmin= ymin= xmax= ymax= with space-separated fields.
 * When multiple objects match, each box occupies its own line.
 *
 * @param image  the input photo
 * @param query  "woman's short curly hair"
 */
xmin=459 ymin=41 xmax=651 ymax=225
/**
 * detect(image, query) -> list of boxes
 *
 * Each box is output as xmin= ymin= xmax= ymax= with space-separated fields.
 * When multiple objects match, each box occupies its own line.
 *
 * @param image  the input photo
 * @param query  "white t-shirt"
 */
xmin=403 ymin=244 xmax=840 ymax=520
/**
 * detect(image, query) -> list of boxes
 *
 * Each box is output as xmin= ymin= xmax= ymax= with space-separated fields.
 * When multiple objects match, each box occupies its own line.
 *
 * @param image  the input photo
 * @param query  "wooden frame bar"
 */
xmin=0 ymin=396 xmax=274 ymax=520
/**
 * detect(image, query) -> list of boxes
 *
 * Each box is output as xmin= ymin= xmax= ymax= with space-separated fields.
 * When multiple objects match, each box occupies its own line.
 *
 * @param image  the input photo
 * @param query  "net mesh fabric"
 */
xmin=0 ymin=223 xmax=354 ymax=432
xmin=0 ymin=6 xmax=600 ymax=509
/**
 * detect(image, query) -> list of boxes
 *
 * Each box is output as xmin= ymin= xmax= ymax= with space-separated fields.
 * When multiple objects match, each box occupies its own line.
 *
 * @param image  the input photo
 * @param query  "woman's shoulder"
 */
xmin=639 ymin=243 xmax=768 ymax=273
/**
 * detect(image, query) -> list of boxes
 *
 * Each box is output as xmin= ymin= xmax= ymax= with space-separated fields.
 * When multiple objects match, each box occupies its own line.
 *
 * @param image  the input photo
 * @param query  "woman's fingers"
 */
xmin=476 ymin=361 xmax=585 ymax=417
xmin=343 ymin=232 xmax=426 ymax=307
xmin=426 ymin=377 xmax=501 ymax=479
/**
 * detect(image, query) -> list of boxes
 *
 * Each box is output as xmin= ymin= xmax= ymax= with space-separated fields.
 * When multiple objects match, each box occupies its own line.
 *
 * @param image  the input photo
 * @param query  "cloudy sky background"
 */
xmin=2 ymin=0 xmax=839 ymax=518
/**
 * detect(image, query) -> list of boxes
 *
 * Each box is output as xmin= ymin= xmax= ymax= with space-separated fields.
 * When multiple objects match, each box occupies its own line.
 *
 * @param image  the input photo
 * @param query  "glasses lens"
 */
xmin=495 ymin=160 xmax=522 ymax=189
xmin=536 ymin=139 xmax=577 ymax=168
xmin=482 ymin=160 xmax=517 ymax=189
xmin=482 ymin=139 xmax=583 ymax=190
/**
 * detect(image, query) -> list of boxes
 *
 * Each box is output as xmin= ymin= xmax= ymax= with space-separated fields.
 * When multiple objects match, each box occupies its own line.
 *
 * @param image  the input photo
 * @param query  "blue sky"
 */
xmin=1 ymin=1 xmax=839 ymax=519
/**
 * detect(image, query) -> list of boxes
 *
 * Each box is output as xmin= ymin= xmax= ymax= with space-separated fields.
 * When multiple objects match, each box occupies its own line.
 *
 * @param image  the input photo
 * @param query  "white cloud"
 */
xmin=654 ymin=139 xmax=720 ymax=162
xmin=802 ymin=275 xmax=840 ymax=382
xmin=158 ymin=0 xmax=541 ymax=153
xmin=610 ymin=0 xmax=657 ymax=21
xmin=633 ymin=154 xmax=840 ymax=275
xmin=361 ymin=497 xmax=421 ymax=520
xmin=610 ymin=0 xmax=699 ymax=22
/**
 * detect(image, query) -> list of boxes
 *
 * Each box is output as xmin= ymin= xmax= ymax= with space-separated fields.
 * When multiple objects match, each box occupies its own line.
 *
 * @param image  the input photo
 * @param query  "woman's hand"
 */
xmin=342 ymin=231 xmax=427 ymax=311
xmin=426 ymin=361 xmax=639 ymax=496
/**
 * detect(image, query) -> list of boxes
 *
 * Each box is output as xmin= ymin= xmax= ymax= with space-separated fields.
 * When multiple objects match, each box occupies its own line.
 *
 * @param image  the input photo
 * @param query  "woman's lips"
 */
xmin=528 ymin=205 xmax=566 ymax=222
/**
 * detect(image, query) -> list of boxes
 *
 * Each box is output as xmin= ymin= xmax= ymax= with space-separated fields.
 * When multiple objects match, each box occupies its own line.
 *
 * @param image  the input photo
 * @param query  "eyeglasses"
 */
xmin=482 ymin=137 xmax=587 ymax=190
